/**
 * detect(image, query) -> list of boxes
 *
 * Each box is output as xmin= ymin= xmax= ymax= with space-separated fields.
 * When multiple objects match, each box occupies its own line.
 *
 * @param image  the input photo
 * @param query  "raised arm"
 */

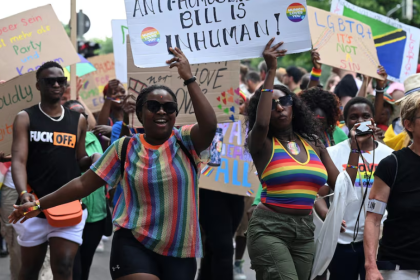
xmin=76 ymin=76 xmax=97 ymax=128
xmin=373 ymin=66 xmax=388 ymax=124
xmin=11 ymin=111 xmax=35 ymax=204
xmin=97 ymin=79 xmax=124 ymax=125
xmin=248 ymin=38 xmax=287 ymax=155
xmin=364 ymin=177 xmax=390 ymax=280
xmin=166 ymin=47 xmax=217 ymax=154
xmin=307 ymin=49 xmax=322 ymax=89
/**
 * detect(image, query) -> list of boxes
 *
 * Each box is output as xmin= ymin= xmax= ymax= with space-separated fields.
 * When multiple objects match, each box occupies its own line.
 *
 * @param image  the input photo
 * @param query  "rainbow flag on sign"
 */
xmin=201 ymin=166 xmax=214 ymax=177
xmin=246 ymin=189 xmax=255 ymax=196
xmin=331 ymin=0 xmax=420 ymax=82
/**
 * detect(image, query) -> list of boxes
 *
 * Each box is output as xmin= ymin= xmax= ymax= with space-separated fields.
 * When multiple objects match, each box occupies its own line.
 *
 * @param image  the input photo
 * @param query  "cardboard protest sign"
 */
xmin=308 ymin=7 xmax=382 ymax=79
xmin=111 ymin=20 xmax=129 ymax=83
xmin=0 ymin=72 xmax=39 ymax=154
xmin=80 ymin=54 xmax=116 ymax=112
xmin=127 ymin=37 xmax=240 ymax=127
xmin=78 ymin=74 xmax=102 ymax=113
xmin=124 ymin=0 xmax=311 ymax=68
xmin=331 ymin=0 xmax=420 ymax=82
xmin=0 ymin=5 xmax=79 ymax=82
xmin=199 ymin=116 xmax=259 ymax=196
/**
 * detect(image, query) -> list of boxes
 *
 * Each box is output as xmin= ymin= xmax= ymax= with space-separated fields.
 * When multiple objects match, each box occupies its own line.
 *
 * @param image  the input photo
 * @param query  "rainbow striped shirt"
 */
xmin=91 ymin=125 xmax=203 ymax=258
xmin=260 ymin=135 xmax=328 ymax=210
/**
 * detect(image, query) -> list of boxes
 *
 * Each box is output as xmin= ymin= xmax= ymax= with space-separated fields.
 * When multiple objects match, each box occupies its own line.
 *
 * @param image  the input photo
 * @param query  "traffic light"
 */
xmin=78 ymin=41 xmax=100 ymax=58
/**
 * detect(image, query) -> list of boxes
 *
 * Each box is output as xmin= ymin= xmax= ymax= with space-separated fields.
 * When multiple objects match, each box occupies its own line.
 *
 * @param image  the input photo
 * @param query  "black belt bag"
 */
xmin=377 ymin=261 xmax=419 ymax=271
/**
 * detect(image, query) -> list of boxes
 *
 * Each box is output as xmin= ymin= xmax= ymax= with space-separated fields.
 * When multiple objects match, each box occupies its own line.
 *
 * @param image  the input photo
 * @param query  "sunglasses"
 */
xmin=272 ymin=95 xmax=293 ymax=110
xmin=144 ymin=100 xmax=178 ymax=115
xmin=39 ymin=77 xmax=68 ymax=87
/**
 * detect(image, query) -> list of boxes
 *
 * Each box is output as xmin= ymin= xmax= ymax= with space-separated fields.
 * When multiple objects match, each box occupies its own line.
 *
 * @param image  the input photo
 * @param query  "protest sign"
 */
xmin=111 ymin=20 xmax=129 ymax=83
xmin=127 ymin=37 xmax=240 ymax=127
xmin=78 ymin=74 xmax=102 ymax=113
xmin=0 ymin=72 xmax=39 ymax=154
xmin=199 ymin=116 xmax=259 ymax=197
xmin=331 ymin=0 xmax=420 ymax=82
xmin=124 ymin=0 xmax=311 ymax=68
xmin=0 ymin=5 xmax=79 ymax=82
xmin=87 ymin=54 xmax=116 ymax=92
xmin=308 ymin=7 xmax=382 ymax=80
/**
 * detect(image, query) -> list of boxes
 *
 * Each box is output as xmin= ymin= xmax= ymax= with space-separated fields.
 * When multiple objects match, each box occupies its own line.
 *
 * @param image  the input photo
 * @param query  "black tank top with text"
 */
xmin=25 ymin=104 xmax=81 ymax=198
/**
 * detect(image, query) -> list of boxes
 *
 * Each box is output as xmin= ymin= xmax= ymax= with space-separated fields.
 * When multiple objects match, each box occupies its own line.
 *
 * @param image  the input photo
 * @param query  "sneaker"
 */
xmin=96 ymin=240 xmax=105 ymax=253
xmin=233 ymin=260 xmax=247 ymax=280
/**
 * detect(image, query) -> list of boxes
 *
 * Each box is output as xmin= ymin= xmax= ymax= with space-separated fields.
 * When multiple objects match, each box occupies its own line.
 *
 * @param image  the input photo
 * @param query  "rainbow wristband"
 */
xmin=20 ymin=190 xmax=27 ymax=197
xmin=346 ymin=164 xmax=358 ymax=169
xmin=351 ymin=149 xmax=370 ymax=154
xmin=261 ymin=89 xmax=273 ymax=93
xmin=310 ymin=67 xmax=322 ymax=81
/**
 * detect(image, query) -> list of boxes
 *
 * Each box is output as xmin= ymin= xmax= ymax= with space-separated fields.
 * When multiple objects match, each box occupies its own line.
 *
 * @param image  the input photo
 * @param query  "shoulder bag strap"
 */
xmin=176 ymin=139 xmax=198 ymax=174
xmin=120 ymin=137 xmax=132 ymax=177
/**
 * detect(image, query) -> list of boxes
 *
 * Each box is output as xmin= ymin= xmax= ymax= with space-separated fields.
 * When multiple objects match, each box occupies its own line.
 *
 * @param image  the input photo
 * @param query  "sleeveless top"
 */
xmin=260 ymin=135 xmax=328 ymax=210
xmin=25 ymin=104 xmax=81 ymax=199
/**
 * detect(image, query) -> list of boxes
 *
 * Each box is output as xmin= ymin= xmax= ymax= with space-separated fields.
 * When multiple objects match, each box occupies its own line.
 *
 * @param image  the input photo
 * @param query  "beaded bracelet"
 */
xmin=261 ymin=89 xmax=273 ymax=93
xmin=310 ymin=67 xmax=322 ymax=81
xmin=346 ymin=164 xmax=358 ymax=169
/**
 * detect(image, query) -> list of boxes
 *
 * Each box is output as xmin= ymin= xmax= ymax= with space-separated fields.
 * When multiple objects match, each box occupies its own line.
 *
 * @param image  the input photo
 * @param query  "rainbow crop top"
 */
xmin=260 ymin=135 xmax=328 ymax=210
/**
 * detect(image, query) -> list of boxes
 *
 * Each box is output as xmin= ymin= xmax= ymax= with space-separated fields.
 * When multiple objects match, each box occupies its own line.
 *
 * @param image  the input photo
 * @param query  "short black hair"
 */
xmin=286 ymin=66 xmax=304 ymax=84
xmin=246 ymin=71 xmax=261 ymax=84
xmin=258 ymin=61 xmax=268 ymax=74
xmin=63 ymin=100 xmax=84 ymax=110
xmin=343 ymin=97 xmax=375 ymax=121
xmin=36 ymin=61 xmax=64 ymax=80
xmin=334 ymin=74 xmax=358 ymax=99
xmin=136 ymin=85 xmax=177 ymax=116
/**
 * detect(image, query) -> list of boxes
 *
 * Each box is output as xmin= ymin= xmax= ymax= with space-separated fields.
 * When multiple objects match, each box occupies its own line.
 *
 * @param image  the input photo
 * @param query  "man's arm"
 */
xmin=76 ymin=115 xmax=100 ymax=172
xmin=364 ymin=177 xmax=390 ymax=280
xmin=11 ymin=111 xmax=35 ymax=203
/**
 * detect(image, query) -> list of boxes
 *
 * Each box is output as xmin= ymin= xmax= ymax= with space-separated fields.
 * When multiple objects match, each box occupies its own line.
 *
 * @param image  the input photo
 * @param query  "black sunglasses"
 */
xmin=39 ymin=77 xmax=68 ymax=87
xmin=272 ymin=95 xmax=293 ymax=110
xmin=144 ymin=100 xmax=178 ymax=115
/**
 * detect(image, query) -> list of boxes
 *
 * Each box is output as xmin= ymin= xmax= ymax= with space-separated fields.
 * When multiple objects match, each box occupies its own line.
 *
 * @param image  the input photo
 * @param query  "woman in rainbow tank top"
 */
xmin=244 ymin=39 xmax=374 ymax=280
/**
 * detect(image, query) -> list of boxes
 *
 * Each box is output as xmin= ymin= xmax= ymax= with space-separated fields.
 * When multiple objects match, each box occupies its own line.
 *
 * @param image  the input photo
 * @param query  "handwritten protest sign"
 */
xmin=80 ymin=54 xmax=116 ymax=111
xmin=199 ymin=116 xmax=259 ymax=196
xmin=78 ymin=74 xmax=102 ymax=113
xmin=0 ymin=5 xmax=79 ymax=82
xmin=0 ymin=72 xmax=39 ymax=154
xmin=331 ymin=0 xmax=420 ymax=82
xmin=127 ymin=37 xmax=240 ymax=127
xmin=308 ymin=7 xmax=382 ymax=79
xmin=124 ymin=0 xmax=311 ymax=68
xmin=111 ymin=20 xmax=129 ymax=83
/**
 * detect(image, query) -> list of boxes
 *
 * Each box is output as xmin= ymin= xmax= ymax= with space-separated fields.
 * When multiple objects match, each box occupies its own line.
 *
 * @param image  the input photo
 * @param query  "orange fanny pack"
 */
xmin=27 ymin=185 xmax=83 ymax=228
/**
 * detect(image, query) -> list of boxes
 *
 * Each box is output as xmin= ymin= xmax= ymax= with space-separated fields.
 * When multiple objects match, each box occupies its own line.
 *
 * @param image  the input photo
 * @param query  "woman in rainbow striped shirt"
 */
xmin=244 ymin=39 xmax=375 ymax=280
xmin=10 ymin=47 xmax=217 ymax=280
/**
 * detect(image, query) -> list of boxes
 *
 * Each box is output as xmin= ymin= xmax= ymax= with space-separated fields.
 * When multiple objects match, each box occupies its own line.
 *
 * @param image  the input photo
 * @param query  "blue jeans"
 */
xmin=329 ymin=242 xmax=366 ymax=280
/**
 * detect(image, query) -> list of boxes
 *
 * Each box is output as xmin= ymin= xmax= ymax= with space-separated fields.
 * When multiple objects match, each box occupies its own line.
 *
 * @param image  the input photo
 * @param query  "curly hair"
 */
xmin=300 ymin=87 xmax=341 ymax=136
xmin=245 ymin=85 xmax=321 ymax=151
xmin=135 ymin=85 xmax=178 ymax=116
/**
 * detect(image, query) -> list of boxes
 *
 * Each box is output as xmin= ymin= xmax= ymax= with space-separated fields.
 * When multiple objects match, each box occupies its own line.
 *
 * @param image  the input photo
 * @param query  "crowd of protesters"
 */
xmin=0 ymin=35 xmax=419 ymax=280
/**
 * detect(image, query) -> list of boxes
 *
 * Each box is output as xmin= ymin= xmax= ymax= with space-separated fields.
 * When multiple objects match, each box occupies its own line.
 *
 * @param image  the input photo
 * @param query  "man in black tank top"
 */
xmin=11 ymin=61 xmax=101 ymax=280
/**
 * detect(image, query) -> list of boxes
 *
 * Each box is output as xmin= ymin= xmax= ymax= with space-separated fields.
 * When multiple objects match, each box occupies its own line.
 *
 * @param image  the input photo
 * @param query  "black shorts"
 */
xmin=110 ymin=228 xmax=197 ymax=280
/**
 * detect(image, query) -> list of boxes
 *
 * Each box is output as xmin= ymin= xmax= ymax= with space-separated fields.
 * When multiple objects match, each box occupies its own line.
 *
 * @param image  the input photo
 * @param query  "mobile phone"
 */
xmin=356 ymin=121 xmax=373 ymax=136
xmin=208 ymin=128 xmax=223 ymax=167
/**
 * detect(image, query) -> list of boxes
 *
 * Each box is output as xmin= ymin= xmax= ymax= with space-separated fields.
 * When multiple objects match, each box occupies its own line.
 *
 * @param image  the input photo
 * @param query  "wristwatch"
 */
xmin=184 ymin=76 xmax=197 ymax=86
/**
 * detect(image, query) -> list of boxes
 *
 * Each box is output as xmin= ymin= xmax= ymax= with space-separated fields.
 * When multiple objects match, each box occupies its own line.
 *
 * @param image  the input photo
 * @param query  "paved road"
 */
xmin=0 ymin=237 xmax=256 ymax=280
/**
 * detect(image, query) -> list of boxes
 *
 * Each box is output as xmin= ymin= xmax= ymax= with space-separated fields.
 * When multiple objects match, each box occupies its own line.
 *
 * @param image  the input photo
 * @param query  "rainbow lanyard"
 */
xmin=323 ymin=131 xmax=332 ymax=147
